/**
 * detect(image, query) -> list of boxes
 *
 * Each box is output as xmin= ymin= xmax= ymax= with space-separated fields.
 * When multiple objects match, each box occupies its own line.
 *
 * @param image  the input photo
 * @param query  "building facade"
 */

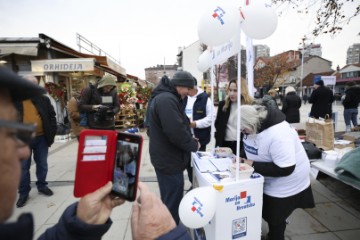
xmin=300 ymin=43 xmax=322 ymax=58
xmin=253 ymin=44 xmax=270 ymax=59
xmin=144 ymin=64 xmax=178 ymax=86
xmin=346 ymin=43 xmax=360 ymax=64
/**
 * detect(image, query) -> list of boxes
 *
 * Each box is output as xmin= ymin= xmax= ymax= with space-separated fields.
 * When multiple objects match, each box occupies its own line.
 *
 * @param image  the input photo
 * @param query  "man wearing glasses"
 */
xmin=0 ymin=67 xmax=191 ymax=240
xmin=14 ymin=75 xmax=57 ymax=208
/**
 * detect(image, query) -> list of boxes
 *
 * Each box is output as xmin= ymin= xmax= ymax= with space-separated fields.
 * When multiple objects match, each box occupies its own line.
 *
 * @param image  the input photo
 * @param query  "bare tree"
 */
xmin=254 ymin=53 xmax=295 ymax=90
xmin=272 ymin=0 xmax=360 ymax=36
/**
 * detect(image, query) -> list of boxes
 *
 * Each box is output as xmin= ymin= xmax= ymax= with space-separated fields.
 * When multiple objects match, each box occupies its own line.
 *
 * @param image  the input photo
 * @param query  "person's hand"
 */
xmin=92 ymin=105 xmax=102 ymax=111
xmin=190 ymin=121 xmax=196 ymax=128
xmin=131 ymin=182 xmax=176 ymax=240
xmin=77 ymin=181 xmax=125 ymax=225
xmin=244 ymin=159 xmax=254 ymax=167
xmin=193 ymin=137 xmax=201 ymax=150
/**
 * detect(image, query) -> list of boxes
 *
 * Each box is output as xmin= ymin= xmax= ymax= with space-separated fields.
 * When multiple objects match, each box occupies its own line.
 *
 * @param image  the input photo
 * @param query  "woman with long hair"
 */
xmin=214 ymin=78 xmax=253 ymax=155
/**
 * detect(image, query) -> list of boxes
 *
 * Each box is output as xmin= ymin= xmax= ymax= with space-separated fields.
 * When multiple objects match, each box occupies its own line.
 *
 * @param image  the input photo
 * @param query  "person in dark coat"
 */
xmin=342 ymin=81 xmax=360 ymax=131
xmin=15 ymin=75 xmax=57 ymax=208
xmin=262 ymin=89 xmax=279 ymax=110
xmin=0 ymin=67 xmax=192 ymax=240
xmin=309 ymin=79 xmax=334 ymax=119
xmin=78 ymin=75 xmax=120 ymax=130
xmin=302 ymin=94 xmax=309 ymax=104
xmin=281 ymin=86 xmax=302 ymax=123
xmin=148 ymin=71 xmax=199 ymax=224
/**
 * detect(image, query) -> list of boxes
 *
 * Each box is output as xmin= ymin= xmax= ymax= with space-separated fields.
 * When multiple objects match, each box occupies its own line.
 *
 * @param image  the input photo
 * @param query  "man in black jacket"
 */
xmin=342 ymin=81 xmax=360 ymax=131
xmin=15 ymin=75 xmax=57 ymax=208
xmin=148 ymin=71 xmax=200 ymax=224
xmin=309 ymin=79 xmax=334 ymax=119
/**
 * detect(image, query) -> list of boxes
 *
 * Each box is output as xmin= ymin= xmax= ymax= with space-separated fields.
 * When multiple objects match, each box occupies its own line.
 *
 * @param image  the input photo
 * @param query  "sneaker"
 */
xmin=16 ymin=195 xmax=29 ymax=208
xmin=38 ymin=187 xmax=53 ymax=196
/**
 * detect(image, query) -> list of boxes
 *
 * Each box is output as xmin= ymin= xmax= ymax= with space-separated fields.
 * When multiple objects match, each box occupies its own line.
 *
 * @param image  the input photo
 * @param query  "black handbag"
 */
xmin=302 ymin=141 xmax=322 ymax=159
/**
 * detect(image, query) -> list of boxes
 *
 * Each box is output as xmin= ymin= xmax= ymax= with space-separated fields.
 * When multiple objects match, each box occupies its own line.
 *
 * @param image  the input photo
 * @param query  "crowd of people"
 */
xmin=1 ymin=64 xmax=359 ymax=240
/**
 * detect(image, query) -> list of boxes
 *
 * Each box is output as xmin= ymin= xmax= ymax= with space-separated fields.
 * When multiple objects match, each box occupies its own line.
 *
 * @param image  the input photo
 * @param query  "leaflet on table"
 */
xmin=193 ymin=157 xmax=218 ymax=172
xmin=209 ymin=157 xmax=233 ymax=171
xmin=210 ymin=171 xmax=232 ymax=182
xmin=194 ymin=155 xmax=233 ymax=173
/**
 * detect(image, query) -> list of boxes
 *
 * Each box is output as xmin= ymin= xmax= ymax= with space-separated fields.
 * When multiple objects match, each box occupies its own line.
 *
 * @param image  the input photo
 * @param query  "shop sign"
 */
xmin=31 ymin=58 xmax=95 ymax=72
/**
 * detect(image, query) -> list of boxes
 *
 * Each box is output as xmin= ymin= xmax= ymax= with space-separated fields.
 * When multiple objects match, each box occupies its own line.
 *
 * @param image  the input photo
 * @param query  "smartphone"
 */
xmin=74 ymin=129 xmax=143 ymax=201
xmin=111 ymin=132 xmax=143 ymax=201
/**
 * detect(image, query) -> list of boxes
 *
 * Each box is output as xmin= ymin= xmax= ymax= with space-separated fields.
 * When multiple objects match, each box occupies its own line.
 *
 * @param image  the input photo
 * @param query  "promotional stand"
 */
xmin=192 ymin=153 xmax=264 ymax=240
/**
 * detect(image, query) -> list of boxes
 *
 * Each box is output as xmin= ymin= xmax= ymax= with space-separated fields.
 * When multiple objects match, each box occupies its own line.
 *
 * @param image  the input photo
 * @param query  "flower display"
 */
xmin=117 ymin=82 xmax=137 ymax=112
xmin=45 ymin=82 xmax=67 ymax=103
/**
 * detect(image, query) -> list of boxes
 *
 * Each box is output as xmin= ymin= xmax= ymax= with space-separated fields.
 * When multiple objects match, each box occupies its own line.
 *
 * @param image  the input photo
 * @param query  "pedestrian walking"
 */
xmin=15 ymin=75 xmax=57 ymax=208
xmin=309 ymin=79 xmax=334 ymax=119
xmin=262 ymin=88 xmax=279 ymax=110
xmin=282 ymin=86 xmax=302 ymax=123
xmin=342 ymin=81 xmax=360 ymax=131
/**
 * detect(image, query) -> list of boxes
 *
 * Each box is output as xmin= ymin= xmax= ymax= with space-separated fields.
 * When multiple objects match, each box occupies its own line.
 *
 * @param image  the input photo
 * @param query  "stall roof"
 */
xmin=38 ymin=34 xmax=127 ymax=78
xmin=0 ymin=34 xmax=127 ymax=79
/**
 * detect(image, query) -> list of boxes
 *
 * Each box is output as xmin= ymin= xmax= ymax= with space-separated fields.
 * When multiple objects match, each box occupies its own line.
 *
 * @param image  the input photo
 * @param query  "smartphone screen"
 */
xmin=111 ymin=132 xmax=142 ymax=201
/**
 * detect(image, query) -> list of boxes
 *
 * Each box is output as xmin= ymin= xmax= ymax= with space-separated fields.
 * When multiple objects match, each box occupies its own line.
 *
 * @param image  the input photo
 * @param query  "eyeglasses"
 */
xmin=0 ymin=120 xmax=36 ymax=146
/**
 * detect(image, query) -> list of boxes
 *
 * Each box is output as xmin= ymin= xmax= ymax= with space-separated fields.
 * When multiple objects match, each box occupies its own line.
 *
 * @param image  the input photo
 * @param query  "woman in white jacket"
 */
xmin=240 ymin=104 xmax=315 ymax=240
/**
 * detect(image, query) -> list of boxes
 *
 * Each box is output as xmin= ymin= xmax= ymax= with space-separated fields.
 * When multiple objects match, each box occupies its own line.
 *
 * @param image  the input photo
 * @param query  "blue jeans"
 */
xmin=343 ymin=108 xmax=358 ymax=128
xmin=19 ymin=135 xmax=49 ymax=196
xmin=155 ymin=169 xmax=184 ymax=225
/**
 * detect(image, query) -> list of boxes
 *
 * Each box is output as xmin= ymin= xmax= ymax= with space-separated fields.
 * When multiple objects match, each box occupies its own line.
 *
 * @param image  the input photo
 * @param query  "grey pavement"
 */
xmin=8 ymin=102 xmax=360 ymax=240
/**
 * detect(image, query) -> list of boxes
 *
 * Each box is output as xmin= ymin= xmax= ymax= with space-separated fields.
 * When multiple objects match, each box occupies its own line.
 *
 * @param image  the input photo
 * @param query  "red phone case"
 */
xmin=74 ymin=129 xmax=117 ymax=197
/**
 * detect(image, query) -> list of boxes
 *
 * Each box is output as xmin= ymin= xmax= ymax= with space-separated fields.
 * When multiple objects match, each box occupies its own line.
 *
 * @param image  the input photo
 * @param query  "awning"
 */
xmin=31 ymin=58 xmax=96 ymax=72
xmin=0 ymin=43 xmax=39 ymax=56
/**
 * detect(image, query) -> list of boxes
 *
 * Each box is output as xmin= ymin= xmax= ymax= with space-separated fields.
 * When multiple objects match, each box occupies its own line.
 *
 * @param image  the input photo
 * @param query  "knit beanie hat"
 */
xmin=97 ymin=75 xmax=117 ymax=89
xmin=315 ymin=79 xmax=324 ymax=86
xmin=171 ymin=70 xmax=195 ymax=88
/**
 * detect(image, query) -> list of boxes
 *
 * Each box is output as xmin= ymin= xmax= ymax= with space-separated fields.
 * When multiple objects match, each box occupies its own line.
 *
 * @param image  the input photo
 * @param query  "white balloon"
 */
xmin=179 ymin=186 xmax=217 ymax=229
xmin=197 ymin=50 xmax=212 ymax=72
xmin=198 ymin=4 xmax=240 ymax=47
xmin=240 ymin=0 xmax=278 ymax=40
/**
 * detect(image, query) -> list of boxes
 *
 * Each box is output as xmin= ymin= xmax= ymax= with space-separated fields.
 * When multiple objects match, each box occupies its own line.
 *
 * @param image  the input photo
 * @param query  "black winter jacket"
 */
xmin=342 ymin=86 xmax=360 ymax=109
xmin=148 ymin=77 xmax=198 ymax=174
xmin=309 ymin=86 xmax=334 ymax=119
xmin=282 ymin=92 xmax=302 ymax=123
xmin=15 ymin=95 xmax=57 ymax=147
xmin=0 ymin=203 xmax=111 ymax=240
xmin=214 ymin=100 xmax=230 ymax=148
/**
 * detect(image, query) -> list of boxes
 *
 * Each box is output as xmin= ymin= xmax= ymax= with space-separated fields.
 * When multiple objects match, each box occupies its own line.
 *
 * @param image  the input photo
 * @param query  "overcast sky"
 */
xmin=1 ymin=0 xmax=359 ymax=79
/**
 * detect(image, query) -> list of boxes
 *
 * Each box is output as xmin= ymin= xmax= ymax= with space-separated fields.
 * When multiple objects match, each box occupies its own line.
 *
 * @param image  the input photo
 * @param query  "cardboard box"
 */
xmin=334 ymin=139 xmax=355 ymax=149
xmin=342 ymin=132 xmax=360 ymax=142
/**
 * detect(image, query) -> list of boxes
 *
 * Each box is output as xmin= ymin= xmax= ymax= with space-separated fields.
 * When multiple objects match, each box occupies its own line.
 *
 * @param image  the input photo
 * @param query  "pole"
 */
xmin=300 ymin=36 xmax=306 ymax=97
xmin=235 ymin=32 xmax=242 ymax=182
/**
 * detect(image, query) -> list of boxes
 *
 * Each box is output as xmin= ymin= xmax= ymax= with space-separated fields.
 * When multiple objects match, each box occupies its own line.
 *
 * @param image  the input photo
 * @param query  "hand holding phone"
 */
xmin=111 ymin=132 xmax=143 ymax=201
xmin=74 ymin=130 xmax=143 ymax=202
